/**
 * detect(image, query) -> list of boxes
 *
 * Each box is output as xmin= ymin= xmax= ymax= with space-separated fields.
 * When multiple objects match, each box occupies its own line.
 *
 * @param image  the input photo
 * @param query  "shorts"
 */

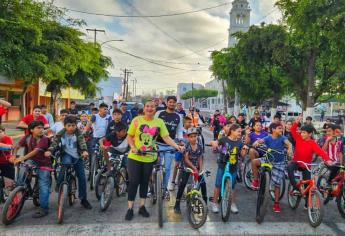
xmin=258 ymin=158 xmax=285 ymax=187
xmin=215 ymin=168 xmax=237 ymax=189
xmin=175 ymin=152 xmax=183 ymax=162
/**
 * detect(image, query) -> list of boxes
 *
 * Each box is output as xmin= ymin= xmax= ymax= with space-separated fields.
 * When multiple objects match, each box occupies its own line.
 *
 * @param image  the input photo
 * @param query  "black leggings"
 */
xmin=127 ymin=158 xmax=154 ymax=201
xmin=213 ymin=128 xmax=221 ymax=141
xmin=287 ymin=162 xmax=311 ymax=191
xmin=176 ymin=171 xmax=207 ymax=203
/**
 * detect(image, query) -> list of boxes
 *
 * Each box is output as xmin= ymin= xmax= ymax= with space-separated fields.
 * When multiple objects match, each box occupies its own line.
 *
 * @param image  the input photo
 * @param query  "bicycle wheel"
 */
xmin=0 ymin=181 xmax=5 ymax=203
xmin=89 ymin=154 xmax=98 ymax=191
xmin=187 ymin=194 xmax=208 ymax=229
xmin=69 ymin=176 xmax=77 ymax=206
xmin=269 ymin=177 xmax=286 ymax=201
xmin=32 ymin=179 xmax=40 ymax=207
xmin=307 ymin=189 xmax=323 ymax=228
xmin=57 ymin=183 xmax=68 ymax=224
xmin=220 ymin=177 xmax=232 ymax=222
xmin=244 ymin=159 xmax=255 ymax=191
xmin=100 ymin=176 xmax=115 ymax=211
xmin=156 ymin=170 xmax=163 ymax=228
xmin=95 ymin=171 xmax=106 ymax=200
xmin=336 ymin=185 xmax=345 ymax=218
xmin=287 ymin=183 xmax=301 ymax=209
xmin=115 ymin=168 xmax=126 ymax=197
xmin=1 ymin=186 xmax=26 ymax=225
xmin=256 ymin=171 xmax=270 ymax=224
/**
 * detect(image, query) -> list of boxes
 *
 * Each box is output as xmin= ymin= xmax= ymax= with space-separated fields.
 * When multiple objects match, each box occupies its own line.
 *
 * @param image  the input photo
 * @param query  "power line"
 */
xmin=58 ymin=2 xmax=231 ymax=18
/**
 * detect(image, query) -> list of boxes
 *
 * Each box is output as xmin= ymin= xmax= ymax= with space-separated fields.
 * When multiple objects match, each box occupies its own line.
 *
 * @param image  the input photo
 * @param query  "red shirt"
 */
xmin=17 ymin=135 xmax=51 ymax=167
xmin=0 ymin=135 xmax=13 ymax=165
xmin=291 ymin=123 xmax=329 ymax=167
xmin=0 ymin=106 xmax=7 ymax=117
xmin=22 ymin=114 xmax=48 ymax=135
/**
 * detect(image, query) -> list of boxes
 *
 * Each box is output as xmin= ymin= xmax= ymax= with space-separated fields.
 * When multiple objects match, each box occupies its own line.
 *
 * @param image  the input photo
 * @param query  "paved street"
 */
xmin=0 ymin=130 xmax=345 ymax=235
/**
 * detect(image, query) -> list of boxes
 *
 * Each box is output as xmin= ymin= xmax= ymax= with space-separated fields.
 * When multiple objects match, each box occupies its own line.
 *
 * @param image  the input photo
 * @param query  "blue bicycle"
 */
xmin=220 ymin=161 xmax=234 ymax=222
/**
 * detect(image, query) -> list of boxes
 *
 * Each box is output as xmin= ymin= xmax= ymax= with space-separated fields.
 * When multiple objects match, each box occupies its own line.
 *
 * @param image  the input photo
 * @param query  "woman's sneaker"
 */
xmin=138 ymin=206 xmax=150 ymax=217
xmin=125 ymin=208 xmax=134 ymax=221
xmin=211 ymin=202 xmax=219 ymax=213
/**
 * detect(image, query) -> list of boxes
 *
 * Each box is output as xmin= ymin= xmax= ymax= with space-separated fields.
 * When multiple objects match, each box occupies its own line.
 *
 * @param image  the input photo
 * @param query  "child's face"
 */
xmin=187 ymin=133 xmax=198 ymax=144
xmin=31 ymin=125 xmax=44 ymax=136
xmin=60 ymin=113 xmax=68 ymax=122
xmin=80 ymin=114 xmax=88 ymax=122
xmin=306 ymin=119 xmax=312 ymax=125
xmin=113 ymin=112 xmax=122 ymax=122
xmin=0 ymin=130 xmax=5 ymax=139
xmin=272 ymin=126 xmax=283 ymax=136
xmin=223 ymin=124 xmax=231 ymax=135
xmin=116 ymin=129 xmax=127 ymax=139
xmin=285 ymin=122 xmax=292 ymax=131
xmin=230 ymin=117 xmax=236 ymax=123
xmin=99 ymin=107 xmax=108 ymax=115
xmin=300 ymin=130 xmax=312 ymax=140
xmin=184 ymin=120 xmax=192 ymax=129
xmin=326 ymin=128 xmax=335 ymax=137
xmin=230 ymin=128 xmax=242 ymax=139
xmin=33 ymin=108 xmax=41 ymax=118
xmin=65 ymin=123 xmax=77 ymax=134
xmin=253 ymin=123 xmax=262 ymax=132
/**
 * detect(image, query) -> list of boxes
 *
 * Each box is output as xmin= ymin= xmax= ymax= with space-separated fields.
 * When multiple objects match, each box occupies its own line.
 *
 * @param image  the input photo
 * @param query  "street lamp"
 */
xmin=100 ymin=39 xmax=124 ymax=47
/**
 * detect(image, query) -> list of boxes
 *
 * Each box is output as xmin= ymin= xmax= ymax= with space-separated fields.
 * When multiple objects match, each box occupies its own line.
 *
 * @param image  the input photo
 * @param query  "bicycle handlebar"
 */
xmin=182 ymin=167 xmax=211 ymax=177
xmin=296 ymin=161 xmax=319 ymax=172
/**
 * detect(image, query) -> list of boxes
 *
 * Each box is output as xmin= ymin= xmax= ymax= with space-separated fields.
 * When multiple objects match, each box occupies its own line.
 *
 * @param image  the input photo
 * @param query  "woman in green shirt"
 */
xmin=125 ymin=101 xmax=183 ymax=221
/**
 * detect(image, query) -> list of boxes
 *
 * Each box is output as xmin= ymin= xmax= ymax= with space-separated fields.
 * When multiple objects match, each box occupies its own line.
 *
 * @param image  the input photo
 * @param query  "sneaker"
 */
xmin=168 ymin=182 xmax=175 ymax=191
xmin=138 ymin=206 xmax=150 ymax=217
xmin=211 ymin=202 xmax=219 ymax=213
xmin=81 ymin=199 xmax=92 ymax=209
xmin=32 ymin=208 xmax=48 ymax=218
xmin=251 ymin=180 xmax=259 ymax=190
xmin=231 ymin=203 xmax=239 ymax=214
xmin=273 ymin=202 xmax=281 ymax=213
xmin=174 ymin=203 xmax=181 ymax=214
xmin=125 ymin=208 xmax=134 ymax=221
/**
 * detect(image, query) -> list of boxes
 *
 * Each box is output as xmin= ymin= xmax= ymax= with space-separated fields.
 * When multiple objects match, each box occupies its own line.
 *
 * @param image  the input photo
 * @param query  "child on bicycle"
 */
xmin=45 ymin=116 xmax=92 ymax=210
xmin=48 ymin=109 xmax=69 ymax=135
xmin=174 ymin=127 xmax=206 ymax=214
xmin=10 ymin=120 xmax=51 ymax=218
xmin=210 ymin=124 xmax=247 ymax=214
xmin=287 ymin=115 xmax=332 ymax=206
xmin=100 ymin=122 xmax=128 ymax=171
xmin=245 ymin=121 xmax=268 ymax=162
xmin=106 ymin=108 xmax=126 ymax=136
xmin=251 ymin=123 xmax=293 ymax=213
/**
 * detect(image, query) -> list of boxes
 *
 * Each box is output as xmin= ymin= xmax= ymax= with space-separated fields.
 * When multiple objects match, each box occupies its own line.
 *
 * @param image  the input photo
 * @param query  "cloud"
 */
xmin=44 ymin=0 xmax=281 ymax=94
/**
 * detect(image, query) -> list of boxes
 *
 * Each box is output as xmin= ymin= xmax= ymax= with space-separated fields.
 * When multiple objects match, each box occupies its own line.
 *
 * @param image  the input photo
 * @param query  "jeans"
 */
xmin=18 ymin=160 xmax=51 ymax=213
xmin=58 ymin=154 xmax=87 ymax=200
xmin=158 ymin=144 xmax=175 ymax=190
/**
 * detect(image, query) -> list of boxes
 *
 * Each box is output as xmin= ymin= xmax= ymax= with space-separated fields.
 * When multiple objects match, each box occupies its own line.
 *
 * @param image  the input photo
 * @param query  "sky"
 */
xmin=46 ymin=0 xmax=282 ymax=95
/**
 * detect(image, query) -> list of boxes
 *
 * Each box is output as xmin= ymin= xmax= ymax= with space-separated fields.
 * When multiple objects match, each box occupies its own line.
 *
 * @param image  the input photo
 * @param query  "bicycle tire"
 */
xmin=100 ymin=176 xmax=115 ymax=211
xmin=89 ymin=153 xmax=98 ymax=191
xmin=95 ymin=172 xmax=106 ymax=200
xmin=0 ymin=181 xmax=5 ymax=203
xmin=57 ymin=183 xmax=68 ymax=224
xmin=156 ymin=169 xmax=163 ymax=228
xmin=32 ymin=179 xmax=40 ymax=207
xmin=69 ymin=176 xmax=77 ymax=206
xmin=287 ymin=183 xmax=301 ymax=209
xmin=244 ymin=159 xmax=255 ymax=191
xmin=269 ymin=177 xmax=286 ymax=201
xmin=308 ymin=189 xmax=323 ymax=228
xmin=1 ymin=186 xmax=26 ymax=225
xmin=187 ymin=195 xmax=208 ymax=229
xmin=220 ymin=177 xmax=232 ymax=222
xmin=256 ymin=171 xmax=270 ymax=224
xmin=115 ymin=169 xmax=126 ymax=197
xmin=336 ymin=185 xmax=345 ymax=218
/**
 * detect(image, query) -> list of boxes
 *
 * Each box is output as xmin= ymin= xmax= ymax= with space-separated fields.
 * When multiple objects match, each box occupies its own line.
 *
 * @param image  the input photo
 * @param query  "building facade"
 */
xmin=97 ymin=76 xmax=122 ymax=105
xmin=177 ymin=83 xmax=204 ymax=109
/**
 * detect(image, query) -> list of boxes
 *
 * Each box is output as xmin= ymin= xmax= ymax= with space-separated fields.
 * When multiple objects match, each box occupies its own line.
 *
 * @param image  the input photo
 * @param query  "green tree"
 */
xmin=181 ymin=89 xmax=218 ymax=100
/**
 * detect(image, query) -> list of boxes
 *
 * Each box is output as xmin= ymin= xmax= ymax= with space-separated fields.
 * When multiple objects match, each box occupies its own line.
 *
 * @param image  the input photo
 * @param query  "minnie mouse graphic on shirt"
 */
xmin=138 ymin=124 xmax=160 ymax=152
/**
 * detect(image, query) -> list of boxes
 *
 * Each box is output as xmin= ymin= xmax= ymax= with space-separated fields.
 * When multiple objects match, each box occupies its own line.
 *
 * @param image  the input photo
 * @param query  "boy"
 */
xmin=49 ymin=109 xmax=69 ymax=135
xmin=170 ymin=116 xmax=193 ymax=190
xmin=11 ymin=121 xmax=51 ymax=218
xmin=174 ymin=127 xmax=206 ymax=214
xmin=17 ymin=105 xmax=49 ymax=135
xmin=45 ymin=116 xmax=92 ymax=209
xmin=287 ymin=115 xmax=332 ymax=205
xmin=0 ymin=126 xmax=14 ymax=181
xmin=100 ymin=122 xmax=128 ymax=171
xmin=106 ymin=109 xmax=125 ymax=136
xmin=251 ymin=123 xmax=293 ymax=213
xmin=245 ymin=121 xmax=268 ymax=161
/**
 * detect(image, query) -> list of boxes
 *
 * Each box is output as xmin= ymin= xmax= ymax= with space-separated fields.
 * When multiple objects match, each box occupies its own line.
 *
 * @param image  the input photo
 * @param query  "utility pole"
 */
xmin=86 ymin=28 xmax=106 ymax=46
xmin=131 ymin=78 xmax=137 ymax=97
xmin=191 ymin=82 xmax=194 ymax=107
xmin=122 ymin=69 xmax=133 ymax=101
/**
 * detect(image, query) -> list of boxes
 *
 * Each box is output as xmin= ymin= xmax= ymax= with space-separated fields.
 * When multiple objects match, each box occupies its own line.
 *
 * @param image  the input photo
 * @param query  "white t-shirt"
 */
xmin=51 ymin=121 xmax=64 ymax=134
xmin=91 ymin=114 xmax=112 ymax=138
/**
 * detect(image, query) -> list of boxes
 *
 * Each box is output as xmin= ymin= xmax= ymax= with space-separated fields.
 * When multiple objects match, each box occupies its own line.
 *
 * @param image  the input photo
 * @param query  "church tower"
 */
xmin=228 ymin=0 xmax=251 ymax=47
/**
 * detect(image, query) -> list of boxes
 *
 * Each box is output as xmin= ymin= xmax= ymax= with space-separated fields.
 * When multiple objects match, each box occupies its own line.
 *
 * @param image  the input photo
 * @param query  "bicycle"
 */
xmin=287 ymin=161 xmax=323 ymax=227
xmin=97 ymin=147 xmax=127 ymax=211
xmin=2 ymin=162 xmax=52 ymax=225
xmin=53 ymin=153 xmax=78 ymax=224
xmin=255 ymin=146 xmax=287 ymax=224
xmin=244 ymin=145 xmax=286 ymax=201
xmin=317 ymin=163 xmax=345 ymax=218
xmin=183 ymin=167 xmax=210 ymax=229
xmin=90 ymin=142 xmax=104 ymax=190
xmin=142 ymin=148 xmax=176 ymax=228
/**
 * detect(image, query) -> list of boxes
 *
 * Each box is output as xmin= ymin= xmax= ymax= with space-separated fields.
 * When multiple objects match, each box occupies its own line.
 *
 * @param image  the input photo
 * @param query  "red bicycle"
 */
xmin=287 ymin=161 xmax=323 ymax=228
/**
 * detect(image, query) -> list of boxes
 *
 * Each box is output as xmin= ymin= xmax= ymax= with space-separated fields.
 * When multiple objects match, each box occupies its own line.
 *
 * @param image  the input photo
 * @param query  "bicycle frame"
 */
xmin=221 ymin=163 xmax=233 ymax=198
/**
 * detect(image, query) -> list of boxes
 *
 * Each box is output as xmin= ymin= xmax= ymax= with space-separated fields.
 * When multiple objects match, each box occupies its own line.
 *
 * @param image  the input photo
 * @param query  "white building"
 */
xmin=177 ymin=83 xmax=203 ymax=109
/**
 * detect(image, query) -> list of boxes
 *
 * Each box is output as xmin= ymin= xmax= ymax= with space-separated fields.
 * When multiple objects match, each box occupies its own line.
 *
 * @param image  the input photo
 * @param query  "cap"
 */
xmin=187 ymin=127 xmax=198 ymax=135
xmin=121 ymin=102 xmax=127 ymax=106
xmin=112 ymin=100 xmax=118 ymax=104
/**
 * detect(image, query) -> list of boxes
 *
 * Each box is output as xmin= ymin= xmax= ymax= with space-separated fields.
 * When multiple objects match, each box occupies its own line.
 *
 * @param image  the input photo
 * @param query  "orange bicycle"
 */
xmin=287 ymin=161 xmax=323 ymax=227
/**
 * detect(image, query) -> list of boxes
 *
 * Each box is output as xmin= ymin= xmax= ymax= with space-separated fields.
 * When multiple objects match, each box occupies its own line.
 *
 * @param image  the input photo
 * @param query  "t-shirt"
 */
xmin=17 ymin=135 xmax=50 ymax=167
xmin=184 ymin=142 xmax=203 ymax=169
xmin=128 ymin=116 xmax=169 ymax=163
xmin=218 ymin=137 xmax=243 ymax=172
xmin=44 ymin=112 xmax=54 ymax=128
xmin=0 ymin=106 xmax=8 ymax=117
xmin=106 ymin=120 xmax=127 ymax=136
xmin=262 ymin=135 xmax=287 ymax=163
xmin=0 ymin=135 xmax=13 ymax=165
xmin=61 ymin=133 xmax=79 ymax=158
xmin=155 ymin=110 xmax=183 ymax=142
xmin=249 ymin=131 xmax=268 ymax=144
xmin=176 ymin=109 xmax=186 ymax=118
xmin=69 ymin=108 xmax=79 ymax=115
xmin=91 ymin=114 xmax=112 ymax=138
xmin=131 ymin=108 xmax=139 ymax=118
xmin=326 ymin=137 xmax=343 ymax=163
xmin=21 ymin=114 xmax=48 ymax=135
xmin=121 ymin=110 xmax=133 ymax=124
xmin=51 ymin=121 xmax=64 ymax=134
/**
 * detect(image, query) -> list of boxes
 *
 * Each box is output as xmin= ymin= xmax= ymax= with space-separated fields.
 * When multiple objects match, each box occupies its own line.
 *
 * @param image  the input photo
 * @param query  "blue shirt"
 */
xmin=121 ymin=110 xmax=133 ymax=124
xmin=249 ymin=131 xmax=268 ymax=145
xmin=262 ymin=135 xmax=287 ymax=163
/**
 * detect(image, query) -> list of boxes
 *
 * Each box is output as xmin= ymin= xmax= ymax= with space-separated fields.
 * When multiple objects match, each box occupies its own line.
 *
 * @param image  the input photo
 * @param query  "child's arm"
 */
xmin=17 ymin=120 xmax=28 ymax=129
xmin=253 ymin=138 xmax=265 ymax=147
xmin=183 ymin=152 xmax=198 ymax=172
xmin=198 ymin=155 xmax=203 ymax=171
xmin=291 ymin=116 xmax=303 ymax=142
xmin=312 ymin=142 xmax=331 ymax=164
xmin=284 ymin=139 xmax=293 ymax=158
xmin=244 ymin=128 xmax=251 ymax=145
